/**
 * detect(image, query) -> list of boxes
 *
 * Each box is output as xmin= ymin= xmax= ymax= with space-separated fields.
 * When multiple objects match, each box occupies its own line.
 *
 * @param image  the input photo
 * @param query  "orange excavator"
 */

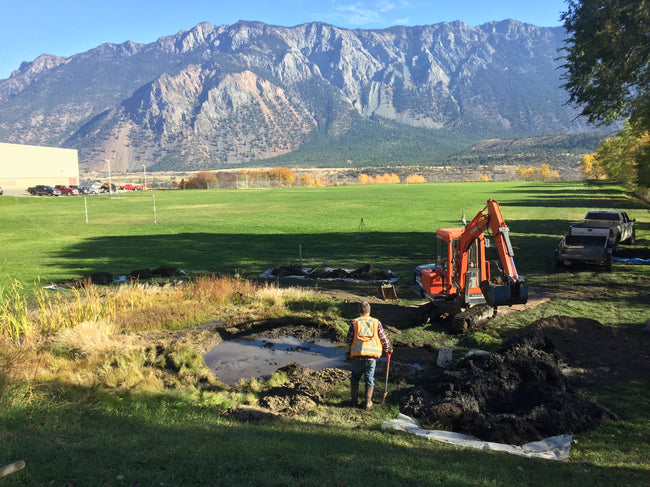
xmin=413 ymin=199 xmax=528 ymax=332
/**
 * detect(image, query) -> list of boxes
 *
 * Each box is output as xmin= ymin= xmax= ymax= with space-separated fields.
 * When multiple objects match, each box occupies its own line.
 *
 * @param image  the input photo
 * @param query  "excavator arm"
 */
xmin=456 ymin=199 xmax=528 ymax=307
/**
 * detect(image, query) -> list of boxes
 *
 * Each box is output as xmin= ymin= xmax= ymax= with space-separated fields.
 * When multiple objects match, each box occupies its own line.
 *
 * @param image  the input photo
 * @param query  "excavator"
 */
xmin=413 ymin=199 xmax=528 ymax=333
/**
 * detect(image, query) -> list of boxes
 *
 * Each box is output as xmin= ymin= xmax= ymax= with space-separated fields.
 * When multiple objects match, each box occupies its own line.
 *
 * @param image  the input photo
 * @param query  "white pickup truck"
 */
xmin=567 ymin=210 xmax=636 ymax=251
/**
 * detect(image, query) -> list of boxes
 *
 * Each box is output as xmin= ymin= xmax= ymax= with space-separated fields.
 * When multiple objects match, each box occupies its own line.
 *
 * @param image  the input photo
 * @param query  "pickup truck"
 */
xmin=27 ymin=185 xmax=61 ymax=196
xmin=555 ymin=235 xmax=612 ymax=271
xmin=567 ymin=210 xmax=636 ymax=251
xmin=54 ymin=185 xmax=79 ymax=196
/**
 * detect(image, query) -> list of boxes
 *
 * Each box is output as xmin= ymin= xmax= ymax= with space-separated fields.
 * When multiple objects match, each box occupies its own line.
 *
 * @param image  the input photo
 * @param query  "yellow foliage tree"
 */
xmin=516 ymin=167 xmax=536 ymax=181
xmin=358 ymin=174 xmax=374 ymax=184
xmin=516 ymin=165 xmax=558 ymax=181
xmin=299 ymin=174 xmax=314 ymax=187
xmin=375 ymin=173 xmax=401 ymax=184
xmin=405 ymin=174 xmax=427 ymax=183
xmin=539 ymin=163 xmax=560 ymax=181
xmin=580 ymin=153 xmax=606 ymax=179
xmin=269 ymin=167 xmax=296 ymax=187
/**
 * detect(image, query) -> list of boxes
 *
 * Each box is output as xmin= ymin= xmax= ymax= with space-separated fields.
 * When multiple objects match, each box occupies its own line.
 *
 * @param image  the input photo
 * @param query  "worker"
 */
xmin=345 ymin=301 xmax=392 ymax=410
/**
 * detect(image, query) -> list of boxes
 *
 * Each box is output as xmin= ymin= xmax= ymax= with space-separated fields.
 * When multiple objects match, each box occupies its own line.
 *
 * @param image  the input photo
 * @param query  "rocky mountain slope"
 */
xmin=0 ymin=20 xmax=594 ymax=172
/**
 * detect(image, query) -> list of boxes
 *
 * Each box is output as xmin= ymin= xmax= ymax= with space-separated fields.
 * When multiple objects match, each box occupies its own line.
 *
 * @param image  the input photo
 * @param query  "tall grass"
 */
xmin=0 ymin=278 xmax=30 ymax=343
xmin=0 ymin=275 xmax=259 ymax=341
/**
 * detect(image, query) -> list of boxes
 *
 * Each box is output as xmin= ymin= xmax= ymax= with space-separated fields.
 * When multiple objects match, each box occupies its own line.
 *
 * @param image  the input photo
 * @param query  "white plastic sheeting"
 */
xmin=382 ymin=414 xmax=573 ymax=461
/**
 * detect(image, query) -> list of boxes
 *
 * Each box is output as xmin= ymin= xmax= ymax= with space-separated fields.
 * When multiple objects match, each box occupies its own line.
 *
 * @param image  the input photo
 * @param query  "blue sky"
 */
xmin=0 ymin=0 xmax=569 ymax=79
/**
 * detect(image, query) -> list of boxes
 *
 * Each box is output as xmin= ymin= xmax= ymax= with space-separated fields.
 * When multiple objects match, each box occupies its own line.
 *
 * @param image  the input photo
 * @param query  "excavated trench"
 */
xmin=219 ymin=314 xmax=648 ymax=444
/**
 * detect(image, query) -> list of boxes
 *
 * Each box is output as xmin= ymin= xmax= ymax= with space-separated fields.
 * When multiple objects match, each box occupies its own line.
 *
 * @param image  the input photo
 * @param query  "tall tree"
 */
xmin=560 ymin=0 xmax=650 ymax=129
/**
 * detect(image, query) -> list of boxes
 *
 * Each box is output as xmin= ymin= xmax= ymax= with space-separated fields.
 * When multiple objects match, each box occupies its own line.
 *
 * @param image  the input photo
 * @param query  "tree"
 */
xmin=593 ymin=123 xmax=650 ymax=188
xmin=268 ymin=167 xmax=296 ymax=187
xmin=580 ymin=153 xmax=607 ymax=179
xmin=187 ymin=171 xmax=218 ymax=189
xmin=405 ymin=174 xmax=427 ymax=183
xmin=561 ymin=0 xmax=650 ymax=129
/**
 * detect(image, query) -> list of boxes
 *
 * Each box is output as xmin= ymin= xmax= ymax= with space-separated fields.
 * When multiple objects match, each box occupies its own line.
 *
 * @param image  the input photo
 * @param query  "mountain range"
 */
xmin=0 ymin=20 xmax=600 ymax=172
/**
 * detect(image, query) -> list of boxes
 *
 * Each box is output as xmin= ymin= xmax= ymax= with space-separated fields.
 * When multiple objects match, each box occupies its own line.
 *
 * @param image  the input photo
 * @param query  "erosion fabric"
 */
xmin=382 ymin=414 xmax=573 ymax=461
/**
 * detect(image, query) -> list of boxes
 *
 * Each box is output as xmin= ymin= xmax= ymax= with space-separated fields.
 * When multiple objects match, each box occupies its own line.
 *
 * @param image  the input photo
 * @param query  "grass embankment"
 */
xmin=1 ymin=181 xmax=649 ymax=485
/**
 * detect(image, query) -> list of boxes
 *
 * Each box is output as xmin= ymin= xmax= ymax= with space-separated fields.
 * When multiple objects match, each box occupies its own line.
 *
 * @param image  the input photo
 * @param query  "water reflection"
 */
xmin=204 ymin=337 xmax=349 ymax=385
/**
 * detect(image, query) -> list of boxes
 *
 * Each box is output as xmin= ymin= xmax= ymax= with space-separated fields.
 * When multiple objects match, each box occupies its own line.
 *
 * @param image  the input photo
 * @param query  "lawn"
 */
xmin=1 ymin=181 xmax=647 ymax=288
xmin=1 ymin=180 xmax=649 ymax=486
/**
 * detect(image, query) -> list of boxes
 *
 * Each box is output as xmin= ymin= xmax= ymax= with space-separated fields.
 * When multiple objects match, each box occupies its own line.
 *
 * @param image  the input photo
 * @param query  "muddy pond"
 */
xmin=204 ymin=337 xmax=350 ymax=385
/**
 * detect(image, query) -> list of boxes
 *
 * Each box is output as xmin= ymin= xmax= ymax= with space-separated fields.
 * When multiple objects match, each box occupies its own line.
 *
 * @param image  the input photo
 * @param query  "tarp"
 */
xmin=381 ymin=414 xmax=572 ymax=461
xmin=612 ymin=257 xmax=650 ymax=264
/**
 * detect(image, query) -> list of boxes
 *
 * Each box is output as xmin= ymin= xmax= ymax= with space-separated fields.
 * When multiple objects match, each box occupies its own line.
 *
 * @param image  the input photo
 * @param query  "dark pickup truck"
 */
xmin=27 ymin=185 xmax=61 ymax=196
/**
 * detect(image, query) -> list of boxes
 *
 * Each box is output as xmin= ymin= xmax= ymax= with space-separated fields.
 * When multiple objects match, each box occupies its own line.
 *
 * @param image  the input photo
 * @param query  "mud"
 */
xmin=268 ymin=263 xmax=397 ymax=281
xmin=227 ymin=312 xmax=646 ymax=445
xmin=398 ymin=317 xmax=625 ymax=445
xmin=227 ymin=364 xmax=350 ymax=419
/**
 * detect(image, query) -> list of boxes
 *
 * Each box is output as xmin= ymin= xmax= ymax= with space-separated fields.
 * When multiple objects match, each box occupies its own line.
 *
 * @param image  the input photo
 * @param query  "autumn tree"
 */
xmin=405 ymin=174 xmax=427 ymax=184
xmin=268 ymin=167 xmax=296 ymax=187
xmin=593 ymin=124 xmax=650 ymax=188
xmin=186 ymin=171 xmax=218 ymax=189
xmin=580 ymin=153 xmax=607 ymax=180
xmin=299 ymin=174 xmax=314 ymax=186
xmin=375 ymin=173 xmax=401 ymax=184
xmin=358 ymin=174 xmax=373 ymax=184
xmin=538 ymin=164 xmax=560 ymax=181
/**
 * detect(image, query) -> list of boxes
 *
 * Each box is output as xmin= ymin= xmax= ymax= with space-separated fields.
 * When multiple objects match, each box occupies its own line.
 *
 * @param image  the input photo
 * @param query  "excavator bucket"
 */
xmin=480 ymin=279 xmax=528 ymax=307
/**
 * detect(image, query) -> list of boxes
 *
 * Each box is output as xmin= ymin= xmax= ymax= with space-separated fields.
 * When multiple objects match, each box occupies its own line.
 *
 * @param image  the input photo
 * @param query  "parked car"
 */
xmin=54 ymin=185 xmax=79 ymax=196
xmin=120 ymin=183 xmax=142 ymax=191
xmin=69 ymin=185 xmax=88 ymax=194
xmin=80 ymin=185 xmax=99 ymax=194
xmin=27 ymin=185 xmax=61 ymax=196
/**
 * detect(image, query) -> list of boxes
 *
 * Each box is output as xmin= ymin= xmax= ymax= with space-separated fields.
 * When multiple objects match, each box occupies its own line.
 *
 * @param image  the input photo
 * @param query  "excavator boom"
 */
xmin=457 ymin=199 xmax=528 ymax=307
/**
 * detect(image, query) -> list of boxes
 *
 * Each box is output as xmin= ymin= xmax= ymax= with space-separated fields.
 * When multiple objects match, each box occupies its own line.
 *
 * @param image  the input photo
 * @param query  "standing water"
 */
xmin=204 ymin=337 xmax=349 ymax=385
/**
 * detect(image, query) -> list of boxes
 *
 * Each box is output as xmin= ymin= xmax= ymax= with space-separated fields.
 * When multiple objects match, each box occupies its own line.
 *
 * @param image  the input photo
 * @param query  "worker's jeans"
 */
xmin=350 ymin=358 xmax=376 ymax=387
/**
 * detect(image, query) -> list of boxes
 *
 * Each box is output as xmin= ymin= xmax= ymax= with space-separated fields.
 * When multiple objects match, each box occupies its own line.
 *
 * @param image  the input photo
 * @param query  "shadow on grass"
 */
xmin=2 ymin=385 xmax=648 ymax=486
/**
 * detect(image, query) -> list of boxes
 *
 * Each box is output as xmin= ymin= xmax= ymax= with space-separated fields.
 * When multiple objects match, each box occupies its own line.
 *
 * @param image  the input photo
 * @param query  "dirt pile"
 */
xmin=399 ymin=322 xmax=619 ymax=445
xmin=227 ymin=364 xmax=349 ymax=420
xmin=270 ymin=263 xmax=396 ymax=281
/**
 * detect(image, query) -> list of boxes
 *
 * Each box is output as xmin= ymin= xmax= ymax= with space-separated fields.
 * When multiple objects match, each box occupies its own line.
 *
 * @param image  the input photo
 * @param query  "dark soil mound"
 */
xmin=271 ymin=263 xmax=396 ymax=281
xmin=399 ymin=330 xmax=618 ymax=445
xmin=615 ymin=246 xmax=650 ymax=259
xmin=259 ymin=364 xmax=349 ymax=415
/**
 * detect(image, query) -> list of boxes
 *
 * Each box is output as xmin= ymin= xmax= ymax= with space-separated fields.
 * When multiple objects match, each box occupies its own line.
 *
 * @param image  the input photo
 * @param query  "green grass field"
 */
xmin=1 ymin=181 xmax=647 ymax=288
xmin=1 ymin=181 xmax=649 ymax=486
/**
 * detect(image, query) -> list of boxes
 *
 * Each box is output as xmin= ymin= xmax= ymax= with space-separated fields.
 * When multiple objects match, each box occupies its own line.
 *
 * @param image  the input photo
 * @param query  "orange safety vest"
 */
xmin=350 ymin=317 xmax=382 ymax=358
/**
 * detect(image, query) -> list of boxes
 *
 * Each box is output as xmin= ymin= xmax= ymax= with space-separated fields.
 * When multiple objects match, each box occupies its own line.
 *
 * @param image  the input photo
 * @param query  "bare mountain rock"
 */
xmin=0 ymin=20 xmax=595 ymax=170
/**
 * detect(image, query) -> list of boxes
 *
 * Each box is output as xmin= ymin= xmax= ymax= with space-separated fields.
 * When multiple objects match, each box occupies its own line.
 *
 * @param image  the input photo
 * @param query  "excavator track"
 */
xmin=451 ymin=304 xmax=496 ymax=333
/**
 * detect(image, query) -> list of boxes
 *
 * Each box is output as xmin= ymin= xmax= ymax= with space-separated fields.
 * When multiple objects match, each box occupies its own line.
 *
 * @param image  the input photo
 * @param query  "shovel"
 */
xmin=382 ymin=352 xmax=392 ymax=404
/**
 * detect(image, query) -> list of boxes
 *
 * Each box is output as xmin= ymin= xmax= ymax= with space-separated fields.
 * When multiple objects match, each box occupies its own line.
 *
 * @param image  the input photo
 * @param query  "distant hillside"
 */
xmin=0 ymin=20 xmax=605 ymax=172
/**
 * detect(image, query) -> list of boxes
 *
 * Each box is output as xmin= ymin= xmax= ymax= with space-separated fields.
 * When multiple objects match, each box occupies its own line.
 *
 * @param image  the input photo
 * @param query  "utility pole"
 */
xmin=104 ymin=158 xmax=112 ymax=195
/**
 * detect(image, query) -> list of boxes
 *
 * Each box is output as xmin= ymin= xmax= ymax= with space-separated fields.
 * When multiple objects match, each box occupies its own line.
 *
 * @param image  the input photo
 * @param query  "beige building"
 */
xmin=0 ymin=142 xmax=79 ymax=196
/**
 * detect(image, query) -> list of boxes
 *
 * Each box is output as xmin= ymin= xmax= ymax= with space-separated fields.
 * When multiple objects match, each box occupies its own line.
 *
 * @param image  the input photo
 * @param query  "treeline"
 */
xmin=173 ymin=168 xmax=433 ymax=189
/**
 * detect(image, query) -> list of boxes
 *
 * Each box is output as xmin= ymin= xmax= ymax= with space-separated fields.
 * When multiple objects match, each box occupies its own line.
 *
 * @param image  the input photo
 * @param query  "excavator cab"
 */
xmin=414 ymin=228 xmax=489 ymax=307
xmin=413 ymin=199 xmax=529 ymax=331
